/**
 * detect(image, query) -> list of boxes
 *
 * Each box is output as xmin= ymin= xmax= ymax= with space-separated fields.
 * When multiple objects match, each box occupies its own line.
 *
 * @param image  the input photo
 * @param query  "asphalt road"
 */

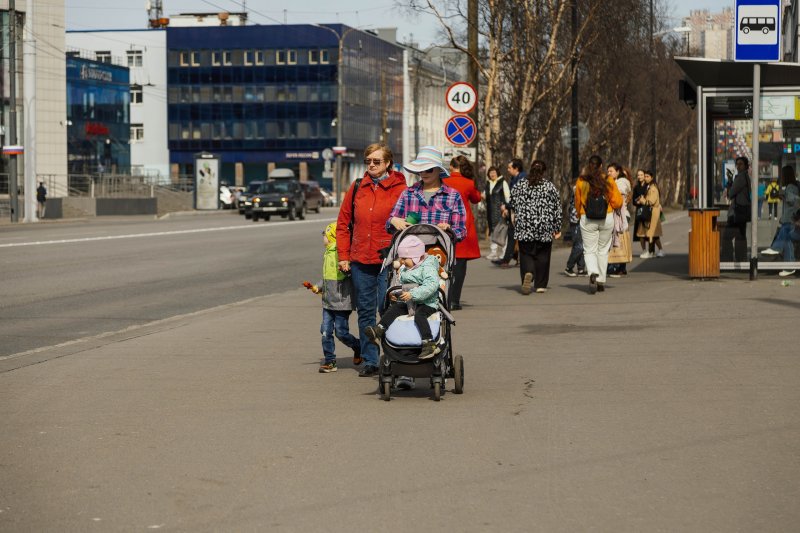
xmin=0 ymin=210 xmax=336 ymax=358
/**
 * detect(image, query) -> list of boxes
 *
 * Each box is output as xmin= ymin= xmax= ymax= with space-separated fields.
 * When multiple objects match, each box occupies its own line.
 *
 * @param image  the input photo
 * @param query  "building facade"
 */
xmin=1 ymin=0 xmax=67 ymax=198
xmin=65 ymin=56 xmax=130 ymax=174
xmin=684 ymin=8 xmax=734 ymax=60
xmin=783 ymin=0 xmax=799 ymax=62
xmin=66 ymin=29 xmax=169 ymax=181
xmin=165 ymin=24 xmax=404 ymax=189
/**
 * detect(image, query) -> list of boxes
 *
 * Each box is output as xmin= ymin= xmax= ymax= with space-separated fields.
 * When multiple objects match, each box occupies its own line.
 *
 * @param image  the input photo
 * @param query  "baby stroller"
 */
xmin=376 ymin=224 xmax=465 ymax=401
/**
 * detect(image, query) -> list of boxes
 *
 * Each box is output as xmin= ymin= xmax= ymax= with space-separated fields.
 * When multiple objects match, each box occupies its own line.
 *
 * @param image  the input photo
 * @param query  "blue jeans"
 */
xmin=350 ymin=262 xmax=388 ymax=366
xmin=771 ymin=223 xmax=800 ymax=262
xmin=321 ymin=309 xmax=360 ymax=363
xmin=566 ymin=223 xmax=585 ymax=271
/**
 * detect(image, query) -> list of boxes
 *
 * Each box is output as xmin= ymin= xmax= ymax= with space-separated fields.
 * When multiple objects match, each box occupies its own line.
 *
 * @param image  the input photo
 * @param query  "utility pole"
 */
xmin=8 ymin=0 xmax=19 ymax=222
xmin=467 ymin=0 xmax=479 ymax=162
xmin=650 ymin=0 xmax=657 ymax=177
xmin=23 ymin=0 xmax=37 ymax=222
xmin=571 ymin=0 xmax=579 ymax=180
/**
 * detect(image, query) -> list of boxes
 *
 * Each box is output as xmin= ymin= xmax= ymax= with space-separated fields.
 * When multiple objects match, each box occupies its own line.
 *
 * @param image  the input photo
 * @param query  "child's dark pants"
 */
xmin=379 ymin=302 xmax=438 ymax=340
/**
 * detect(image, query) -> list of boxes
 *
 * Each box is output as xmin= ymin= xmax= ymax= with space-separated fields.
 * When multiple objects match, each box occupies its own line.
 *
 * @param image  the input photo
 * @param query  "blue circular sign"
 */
xmin=445 ymin=115 xmax=476 ymax=146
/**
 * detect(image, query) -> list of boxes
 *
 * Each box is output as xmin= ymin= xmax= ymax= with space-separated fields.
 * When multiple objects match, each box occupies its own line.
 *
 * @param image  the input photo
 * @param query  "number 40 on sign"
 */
xmin=446 ymin=82 xmax=477 ymax=114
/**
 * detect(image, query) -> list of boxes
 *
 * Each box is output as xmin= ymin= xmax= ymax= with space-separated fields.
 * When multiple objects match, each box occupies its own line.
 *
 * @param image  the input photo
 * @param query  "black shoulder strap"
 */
xmin=350 ymin=178 xmax=362 ymax=224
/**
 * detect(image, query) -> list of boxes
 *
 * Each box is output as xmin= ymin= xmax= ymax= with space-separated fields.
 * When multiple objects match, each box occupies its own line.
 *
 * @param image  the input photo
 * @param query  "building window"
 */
xmin=180 ymin=51 xmax=190 ymax=66
xmin=95 ymin=51 xmax=112 ymax=63
xmin=223 ymin=51 xmax=232 ymax=65
xmin=276 ymin=50 xmax=286 ymax=65
xmin=244 ymin=50 xmax=253 ymax=66
xmin=131 ymin=123 xmax=144 ymax=142
xmin=320 ymin=50 xmax=329 ymax=64
xmin=255 ymin=51 xmax=264 ymax=65
xmin=287 ymin=50 xmax=297 ymax=65
xmin=212 ymin=51 xmax=222 ymax=66
xmin=191 ymin=51 xmax=200 ymax=67
xmin=309 ymin=50 xmax=319 ymax=64
xmin=130 ymin=84 xmax=143 ymax=104
xmin=126 ymin=50 xmax=143 ymax=67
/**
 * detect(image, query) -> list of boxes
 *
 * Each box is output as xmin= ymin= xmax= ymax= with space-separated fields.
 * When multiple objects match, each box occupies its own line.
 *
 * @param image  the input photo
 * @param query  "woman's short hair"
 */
xmin=364 ymin=142 xmax=393 ymax=167
xmin=487 ymin=166 xmax=499 ymax=177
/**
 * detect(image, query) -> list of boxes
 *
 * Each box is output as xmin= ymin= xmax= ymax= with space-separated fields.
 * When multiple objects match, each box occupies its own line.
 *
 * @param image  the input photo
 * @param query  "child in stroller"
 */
xmin=364 ymin=235 xmax=441 ymax=359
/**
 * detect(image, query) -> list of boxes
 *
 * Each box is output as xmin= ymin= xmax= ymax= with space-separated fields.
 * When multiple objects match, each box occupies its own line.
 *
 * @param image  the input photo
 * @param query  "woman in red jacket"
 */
xmin=444 ymin=155 xmax=482 ymax=310
xmin=336 ymin=143 xmax=407 ymax=377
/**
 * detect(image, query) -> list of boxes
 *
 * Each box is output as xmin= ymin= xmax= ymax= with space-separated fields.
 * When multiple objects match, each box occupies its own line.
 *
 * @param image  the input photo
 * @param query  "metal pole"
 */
xmin=336 ymin=33 xmax=344 ymax=205
xmin=571 ymin=0 xmax=579 ymax=179
xmin=749 ymin=63 xmax=760 ymax=280
xmin=467 ymin=0 xmax=479 ymax=160
xmin=650 ymin=0 xmax=657 ymax=177
xmin=23 ymin=0 xmax=37 ymax=222
xmin=8 ymin=0 xmax=19 ymax=222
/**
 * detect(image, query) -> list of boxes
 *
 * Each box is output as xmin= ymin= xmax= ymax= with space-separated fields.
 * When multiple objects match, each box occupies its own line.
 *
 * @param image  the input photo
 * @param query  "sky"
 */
xmin=65 ymin=1 xmax=733 ymax=47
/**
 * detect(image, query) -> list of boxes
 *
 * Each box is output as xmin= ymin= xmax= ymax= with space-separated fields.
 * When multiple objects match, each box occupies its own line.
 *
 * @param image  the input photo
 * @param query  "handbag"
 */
xmin=491 ymin=220 xmax=508 ymax=246
xmin=636 ymin=205 xmax=652 ymax=223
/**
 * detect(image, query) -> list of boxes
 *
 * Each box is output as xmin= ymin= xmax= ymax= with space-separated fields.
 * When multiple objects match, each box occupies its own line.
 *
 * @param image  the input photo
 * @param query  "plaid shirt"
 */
xmin=386 ymin=181 xmax=466 ymax=241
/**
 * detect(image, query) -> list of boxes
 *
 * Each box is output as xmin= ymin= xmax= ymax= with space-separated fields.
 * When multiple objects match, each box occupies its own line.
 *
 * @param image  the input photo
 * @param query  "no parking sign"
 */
xmin=445 ymin=115 xmax=476 ymax=147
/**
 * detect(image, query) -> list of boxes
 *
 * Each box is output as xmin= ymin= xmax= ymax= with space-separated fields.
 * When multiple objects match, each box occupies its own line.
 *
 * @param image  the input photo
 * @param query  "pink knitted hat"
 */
xmin=397 ymin=235 xmax=425 ymax=265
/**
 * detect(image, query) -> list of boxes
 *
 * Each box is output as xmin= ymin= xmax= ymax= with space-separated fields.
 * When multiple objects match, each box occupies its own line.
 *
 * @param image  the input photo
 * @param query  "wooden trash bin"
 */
xmin=689 ymin=208 xmax=720 ymax=279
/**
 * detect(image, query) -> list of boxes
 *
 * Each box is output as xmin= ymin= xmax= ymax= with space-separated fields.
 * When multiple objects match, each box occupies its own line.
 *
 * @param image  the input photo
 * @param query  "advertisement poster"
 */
xmin=195 ymin=155 xmax=219 ymax=210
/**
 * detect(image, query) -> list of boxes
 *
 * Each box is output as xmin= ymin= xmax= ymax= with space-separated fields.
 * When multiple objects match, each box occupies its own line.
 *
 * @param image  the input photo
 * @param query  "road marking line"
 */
xmin=0 ymin=217 xmax=336 ymax=248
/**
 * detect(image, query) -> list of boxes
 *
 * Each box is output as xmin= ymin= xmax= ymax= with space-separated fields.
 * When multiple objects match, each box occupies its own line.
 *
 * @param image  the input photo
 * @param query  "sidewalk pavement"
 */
xmin=1 ymin=212 xmax=799 ymax=531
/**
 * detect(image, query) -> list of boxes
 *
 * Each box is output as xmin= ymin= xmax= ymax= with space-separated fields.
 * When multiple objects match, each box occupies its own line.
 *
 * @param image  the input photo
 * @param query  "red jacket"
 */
xmin=444 ymin=172 xmax=482 ymax=259
xmin=336 ymin=170 xmax=407 ymax=264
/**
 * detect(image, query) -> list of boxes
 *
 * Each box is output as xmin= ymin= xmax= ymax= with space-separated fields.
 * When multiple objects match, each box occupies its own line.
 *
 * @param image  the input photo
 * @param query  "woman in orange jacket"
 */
xmin=574 ymin=155 xmax=623 ymax=294
xmin=444 ymin=155 xmax=482 ymax=310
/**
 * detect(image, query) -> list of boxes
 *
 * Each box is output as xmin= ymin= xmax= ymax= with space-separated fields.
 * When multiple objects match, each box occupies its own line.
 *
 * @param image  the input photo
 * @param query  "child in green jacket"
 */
xmin=364 ymin=235 xmax=441 ymax=359
xmin=309 ymin=222 xmax=361 ymax=373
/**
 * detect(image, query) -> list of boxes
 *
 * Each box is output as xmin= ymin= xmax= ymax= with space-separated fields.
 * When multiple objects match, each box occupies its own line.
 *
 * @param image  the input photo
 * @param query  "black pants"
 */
xmin=518 ymin=240 xmax=552 ymax=289
xmin=379 ymin=302 xmax=438 ymax=340
xmin=450 ymin=258 xmax=468 ymax=306
xmin=721 ymin=222 xmax=748 ymax=262
xmin=501 ymin=221 xmax=516 ymax=262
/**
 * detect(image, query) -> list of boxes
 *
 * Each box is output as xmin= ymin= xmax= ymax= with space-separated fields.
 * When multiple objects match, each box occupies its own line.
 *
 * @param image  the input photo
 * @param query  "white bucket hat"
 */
xmin=403 ymin=146 xmax=450 ymax=178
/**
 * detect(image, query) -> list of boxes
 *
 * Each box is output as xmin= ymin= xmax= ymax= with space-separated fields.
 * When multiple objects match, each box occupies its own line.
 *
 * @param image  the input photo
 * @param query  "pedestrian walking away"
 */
xmin=564 ymin=182 xmax=587 ymax=277
xmin=765 ymin=178 xmax=780 ymax=220
xmin=509 ymin=160 xmax=562 ymax=294
xmin=444 ymin=155 xmax=482 ymax=310
xmin=306 ymin=222 xmax=361 ymax=373
xmin=574 ymin=155 xmax=623 ymax=294
xmin=36 ymin=181 xmax=47 ymax=219
xmin=336 ymin=142 xmax=407 ymax=377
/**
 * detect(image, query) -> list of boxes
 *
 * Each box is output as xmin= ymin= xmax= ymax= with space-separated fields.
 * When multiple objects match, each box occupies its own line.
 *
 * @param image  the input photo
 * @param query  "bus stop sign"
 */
xmin=734 ymin=0 xmax=781 ymax=62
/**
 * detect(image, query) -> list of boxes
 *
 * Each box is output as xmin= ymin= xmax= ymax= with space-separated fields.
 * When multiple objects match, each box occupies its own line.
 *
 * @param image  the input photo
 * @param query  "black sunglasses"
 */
xmin=364 ymin=158 xmax=385 ymax=166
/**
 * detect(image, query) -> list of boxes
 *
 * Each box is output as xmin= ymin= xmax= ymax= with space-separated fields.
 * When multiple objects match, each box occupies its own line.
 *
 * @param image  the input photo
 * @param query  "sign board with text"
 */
xmin=445 ymin=82 xmax=477 ymax=114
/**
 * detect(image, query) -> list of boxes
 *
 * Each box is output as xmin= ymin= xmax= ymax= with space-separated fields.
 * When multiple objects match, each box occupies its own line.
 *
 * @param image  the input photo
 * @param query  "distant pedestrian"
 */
xmin=493 ymin=158 xmax=526 ymax=268
xmin=563 ymin=181 xmax=587 ymax=278
xmin=36 ymin=182 xmax=47 ymax=219
xmin=765 ymin=178 xmax=781 ymax=220
xmin=444 ymin=155 xmax=481 ymax=310
xmin=761 ymin=165 xmax=799 ymax=275
xmin=635 ymin=171 xmax=665 ymax=258
xmin=483 ymin=166 xmax=510 ymax=261
xmin=720 ymin=157 xmax=751 ymax=263
xmin=509 ymin=160 xmax=562 ymax=294
xmin=757 ymin=179 xmax=766 ymax=220
xmin=574 ymin=155 xmax=623 ymax=294
xmin=632 ymin=170 xmax=649 ymax=255
xmin=607 ymin=163 xmax=633 ymax=277
xmin=308 ymin=222 xmax=361 ymax=374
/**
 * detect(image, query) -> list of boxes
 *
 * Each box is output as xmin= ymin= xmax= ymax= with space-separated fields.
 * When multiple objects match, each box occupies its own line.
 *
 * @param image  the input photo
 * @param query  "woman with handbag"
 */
xmin=632 ymin=169 xmax=649 ymax=255
xmin=574 ymin=155 xmax=623 ymax=294
xmin=607 ymin=163 xmax=633 ymax=276
xmin=634 ymin=171 xmax=664 ymax=259
xmin=484 ymin=166 xmax=510 ymax=261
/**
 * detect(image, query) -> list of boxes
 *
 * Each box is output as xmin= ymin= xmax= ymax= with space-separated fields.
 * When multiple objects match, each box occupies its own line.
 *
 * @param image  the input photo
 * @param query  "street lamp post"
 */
xmin=314 ymin=24 xmax=362 ymax=205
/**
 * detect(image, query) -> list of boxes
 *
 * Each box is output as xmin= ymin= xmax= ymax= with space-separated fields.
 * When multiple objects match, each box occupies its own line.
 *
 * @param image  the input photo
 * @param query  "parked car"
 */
xmin=251 ymin=180 xmax=306 ymax=221
xmin=300 ymin=181 xmax=323 ymax=213
xmin=240 ymin=181 xmax=264 ymax=218
xmin=269 ymin=168 xmax=296 ymax=180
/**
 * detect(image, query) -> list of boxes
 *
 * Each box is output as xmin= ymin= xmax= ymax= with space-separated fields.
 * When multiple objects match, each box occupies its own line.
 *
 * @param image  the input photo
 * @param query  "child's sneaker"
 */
xmin=418 ymin=340 xmax=440 ymax=360
xmin=353 ymin=348 xmax=363 ymax=365
xmin=319 ymin=361 xmax=337 ymax=373
xmin=364 ymin=325 xmax=384 ymax=345
xmin=563 ymin=267 xmax=577 ymax=277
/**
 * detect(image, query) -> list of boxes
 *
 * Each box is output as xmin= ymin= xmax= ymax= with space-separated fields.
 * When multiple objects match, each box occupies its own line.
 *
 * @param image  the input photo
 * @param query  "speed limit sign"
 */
xmin=446 ymin=82 xmax=477 ymax=114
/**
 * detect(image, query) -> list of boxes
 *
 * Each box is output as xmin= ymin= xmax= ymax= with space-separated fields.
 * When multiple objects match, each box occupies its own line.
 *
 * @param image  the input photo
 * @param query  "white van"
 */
xmin=268 ymin=168 xmax=295 ymax=179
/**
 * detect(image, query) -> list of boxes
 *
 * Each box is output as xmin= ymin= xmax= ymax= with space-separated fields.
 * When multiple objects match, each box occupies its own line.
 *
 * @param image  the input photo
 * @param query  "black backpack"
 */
xmin=585 ymin=187 xmax=608 ymax=220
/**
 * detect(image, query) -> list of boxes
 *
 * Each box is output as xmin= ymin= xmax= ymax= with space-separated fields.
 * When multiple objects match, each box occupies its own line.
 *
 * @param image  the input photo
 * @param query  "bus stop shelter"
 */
xmin=676 ymin=57 xmax=800 ymax=273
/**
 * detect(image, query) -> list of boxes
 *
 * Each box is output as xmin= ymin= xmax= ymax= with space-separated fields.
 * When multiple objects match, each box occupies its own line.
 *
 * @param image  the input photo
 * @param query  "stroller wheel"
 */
xmin=433 ymin=381 xmax=442 ymax=401
xmin=453 ymin=355 xmax=464 ymax=394
xmin=381 ymin=381 xmax=391 ymax=401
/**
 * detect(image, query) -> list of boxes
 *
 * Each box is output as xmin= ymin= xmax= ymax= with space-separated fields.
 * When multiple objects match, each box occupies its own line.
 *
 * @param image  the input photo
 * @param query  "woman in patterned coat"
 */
xmin=509 ymin=160 xmax=563 ymax=294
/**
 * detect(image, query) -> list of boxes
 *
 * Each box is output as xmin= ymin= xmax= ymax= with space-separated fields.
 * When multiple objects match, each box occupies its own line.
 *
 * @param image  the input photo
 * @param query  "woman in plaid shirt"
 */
xmin=386 ymin=146 xmax=467 ymax=242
